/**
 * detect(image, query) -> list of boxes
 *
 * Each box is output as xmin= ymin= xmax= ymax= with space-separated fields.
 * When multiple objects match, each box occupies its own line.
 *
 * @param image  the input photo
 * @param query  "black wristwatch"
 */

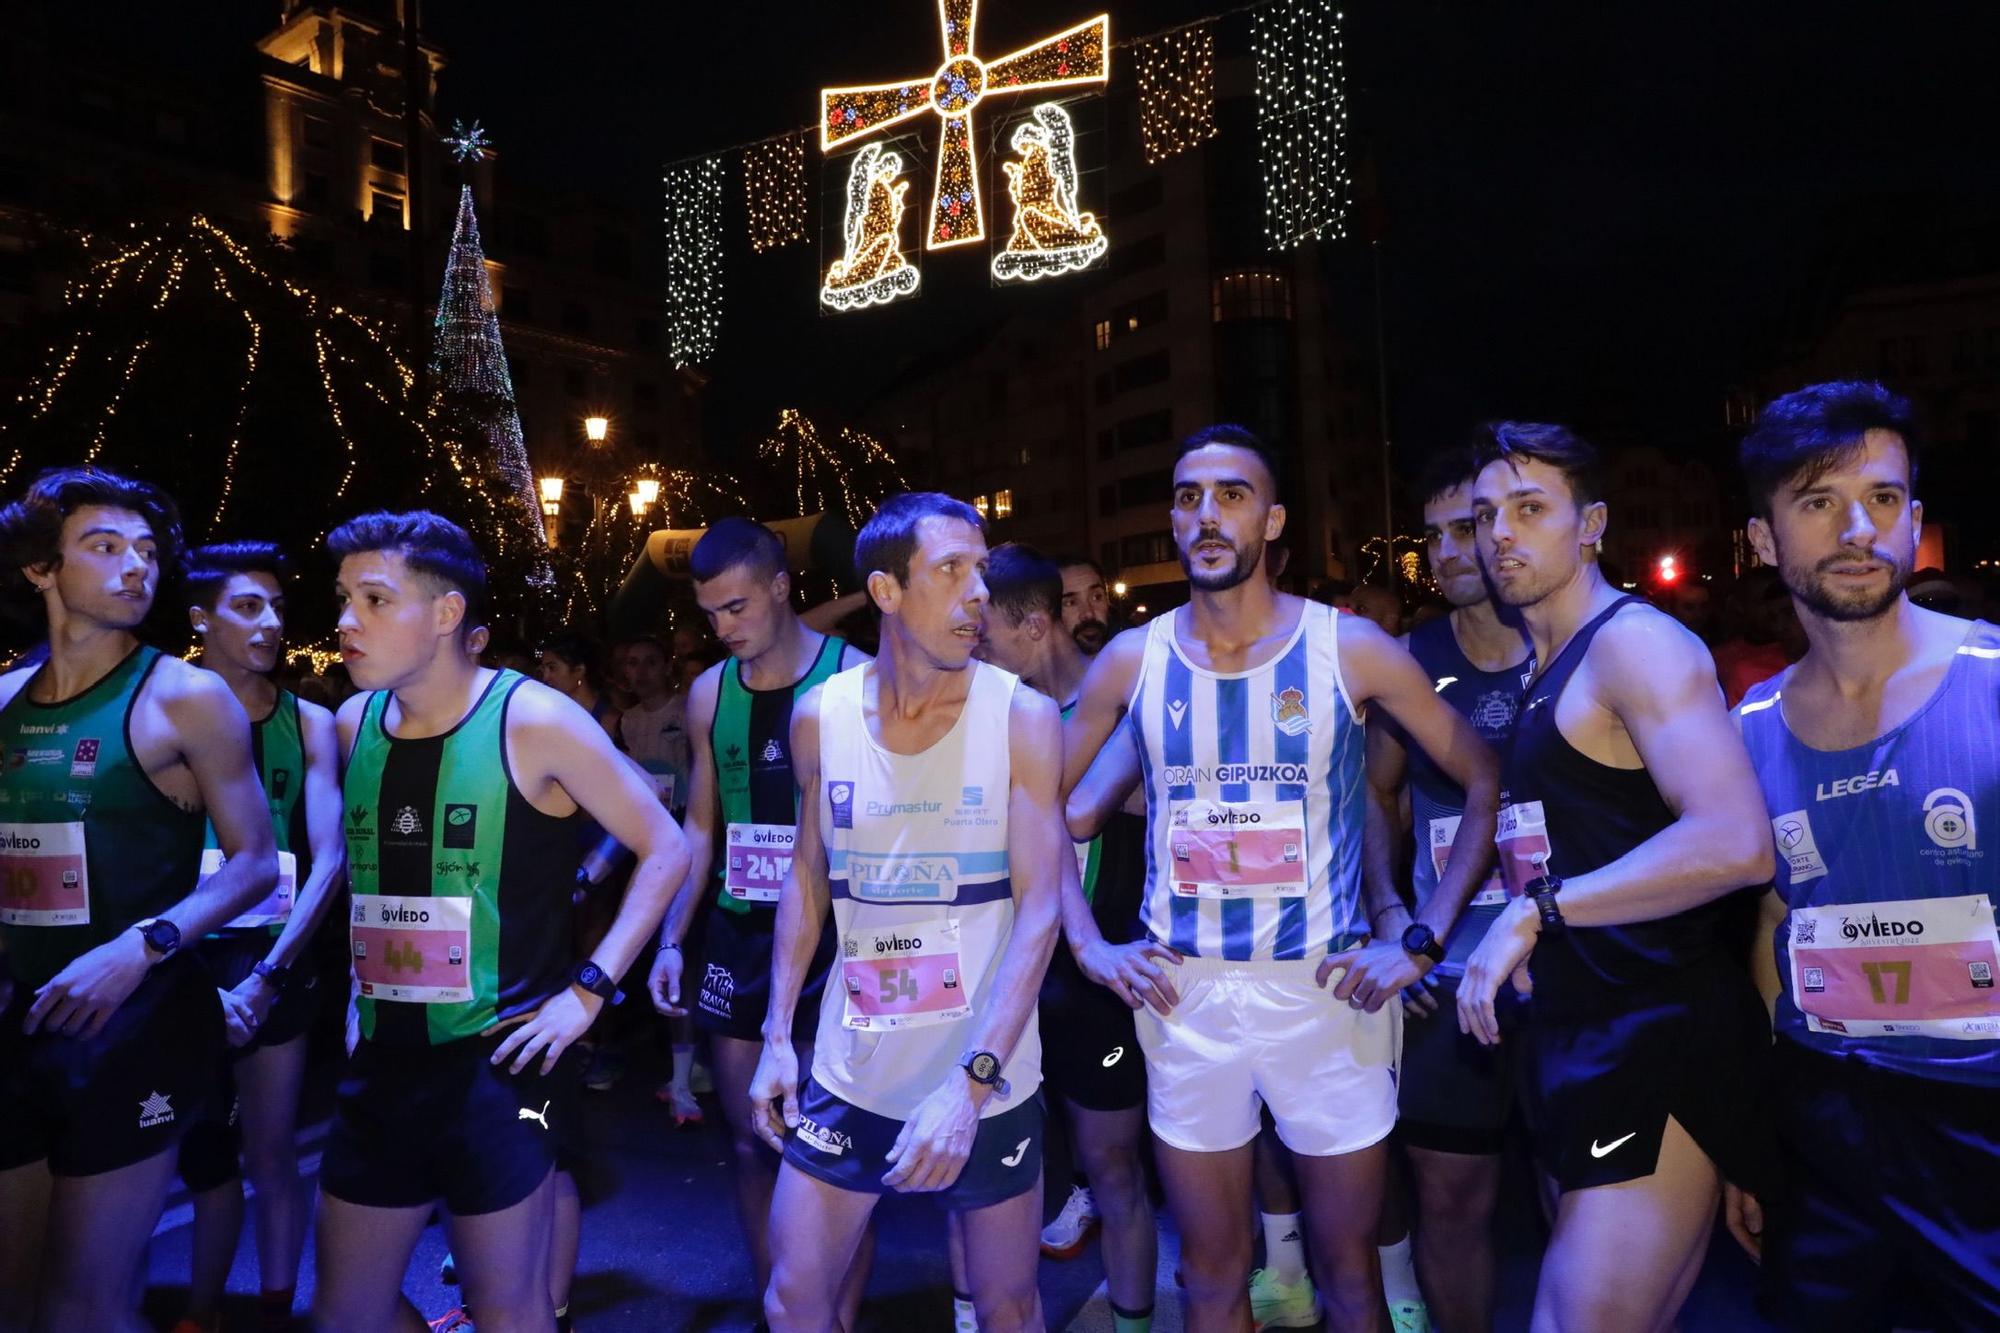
xmin=572 ymin=960 xmax=625 ymax=1005
xmin=1526 ymin=873 xmax=1566 ymax=939
xmin=961 ymin=1050 xmax=1010 ymax=1097
xmin=252 ymin=960 xmax=293 ymax=991
xmin=133 ymin=917 xmax=181 ymax=960
xmin=1400 ymin=922 xmax=1445 ymax=966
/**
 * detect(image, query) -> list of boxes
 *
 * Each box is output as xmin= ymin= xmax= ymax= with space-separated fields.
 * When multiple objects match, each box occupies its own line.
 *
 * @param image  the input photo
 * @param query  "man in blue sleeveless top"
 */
xmin=1367 ymin=447 xmax=1532 ymax=1333
xmin=1728 ymin=381 xmax=2000 ymax=1330
xmin=1457 ymin=423 xmax=1775 ymax=1332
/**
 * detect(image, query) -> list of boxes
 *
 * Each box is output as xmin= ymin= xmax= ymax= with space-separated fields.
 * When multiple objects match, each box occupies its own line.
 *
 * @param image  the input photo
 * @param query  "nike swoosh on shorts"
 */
xmin=1590 ymin=1131 xmax=1636 ymax=1158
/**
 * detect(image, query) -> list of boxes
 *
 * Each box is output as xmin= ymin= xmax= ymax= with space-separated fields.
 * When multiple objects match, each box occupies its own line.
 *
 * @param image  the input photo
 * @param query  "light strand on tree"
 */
xmin=1135 ymin=24 xmax=1218 ymax=164
xmin=759 ymin=408 xmax=906 ymax=527
xmin=195 ymin=227 xmax=262 ymax=528
xmin=1252 ymin=0 xmax=1351 ymax=249
xmin=743 ymin=133 xmax=810 ymax=254
xmin=664 ymin=158 xmax=725 ymax=367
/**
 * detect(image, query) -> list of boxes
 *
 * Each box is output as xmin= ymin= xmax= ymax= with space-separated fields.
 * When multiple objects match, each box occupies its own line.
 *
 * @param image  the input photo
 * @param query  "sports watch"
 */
xmin=572 ymin=960 xmax=625 ymax=1005
xmin=133 ymin=917 xmax=181 ymax=960
xmin=961 ymin=1050 xmax=1010 ymax=1097
xmin=1400 ymin=922 xmax=1446 ymax=966
xmin=251 ymin=960 xmax=293 ymax=991
xmin=1526 ymin=873 xmax=1566 ymax=939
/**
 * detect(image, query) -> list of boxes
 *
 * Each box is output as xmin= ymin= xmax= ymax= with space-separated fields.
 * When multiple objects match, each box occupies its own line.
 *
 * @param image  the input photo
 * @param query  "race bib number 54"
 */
xmin=351 ymin=894 xmax=474 ymax=1004
xmin=1790 ymin=894 xmax=2000 ymax=1040
xmin=839 ymin=920 xmax=971 ymax=1031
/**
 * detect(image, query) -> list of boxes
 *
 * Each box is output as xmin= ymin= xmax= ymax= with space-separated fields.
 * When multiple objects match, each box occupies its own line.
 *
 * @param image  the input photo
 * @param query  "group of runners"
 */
xmin=0 ymin=376 xmax=1992 ymax=1333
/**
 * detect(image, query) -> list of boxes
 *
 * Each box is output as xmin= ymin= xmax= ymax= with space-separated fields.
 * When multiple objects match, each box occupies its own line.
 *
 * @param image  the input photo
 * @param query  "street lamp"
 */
xmin=633 ymin=477 xmax=661 ymax=508
xmin=627 ymin=490 xmax=648 ymax=518
xmin=583 ymin=415 xmax=610 ymax=445
xmin=538 ymin=476 xmax=564 ymax=546
xmin=1112 ymin=580 xmax=1129 ymax=598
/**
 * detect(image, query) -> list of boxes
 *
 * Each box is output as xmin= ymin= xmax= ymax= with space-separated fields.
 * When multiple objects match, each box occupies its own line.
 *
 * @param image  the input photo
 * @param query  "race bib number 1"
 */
xmin=203 ymin=848 xmax=299 ymax=929
xmin=1790 ymin=894 xmax=2000 ymax=1040
xmin=839 ymin=919 xmax=972 ymax=1031
xmin=0 ymin=821 xmax=90 ymax=927
xmin=725 ymin=822 xmax=792 ymax=904
xmin=351 ymin=893 xmax=474 ymax=1004
xmin=1494 ymin=801 xmax=1553 ymax=898
xmin=1429 ymin=815 xmax=1507 ymax=908
xmin=1169 ymin=799 xmax=1307 ymax=899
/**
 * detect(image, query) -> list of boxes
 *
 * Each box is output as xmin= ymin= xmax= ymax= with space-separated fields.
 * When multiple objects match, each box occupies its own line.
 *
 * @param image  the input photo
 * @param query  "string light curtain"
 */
xmin=743 ymin=133 xmax=810 ymax=253
xmin=1252 ymin=0 xmax=1351 ymax=248
xmin=664 ymin=158 xmax=725 ymax=366
xmin=1134 ymin=25 xmax=1218 ymax=164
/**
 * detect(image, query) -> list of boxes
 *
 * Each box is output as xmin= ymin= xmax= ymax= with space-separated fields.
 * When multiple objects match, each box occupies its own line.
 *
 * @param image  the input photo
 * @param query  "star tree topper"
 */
xmin=443 ymin=120 xmax=491 ymax=164
xmin=821 ymin=0 xmax=1109 ymax=250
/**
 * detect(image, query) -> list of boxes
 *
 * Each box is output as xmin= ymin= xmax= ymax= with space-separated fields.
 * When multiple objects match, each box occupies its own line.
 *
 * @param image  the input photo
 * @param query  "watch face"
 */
xmin=969 ymin=1052 xmax=998 ymax=1082
xmin=578 ymin=963 xmax=604 ymax=988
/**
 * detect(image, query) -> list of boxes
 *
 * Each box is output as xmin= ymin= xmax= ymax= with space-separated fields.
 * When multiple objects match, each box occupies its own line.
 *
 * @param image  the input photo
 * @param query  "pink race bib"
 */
xmin=725 ymin=823 xmax=791 ymax=904
xmin=1168 ymin=799 xmax=1307 ymax=899
xmin=0 ymin=822 xmax=90 ymax=927
xmin=1494 ymin=801 xmax=1552 ymax=898
xmin=839 ymin=920 xmax=971 ymax=1031
xmin=351 ymin=894 xmax=474 ymax=1004
xmin=1790 ymin=895 xmax=2000 ymax=1040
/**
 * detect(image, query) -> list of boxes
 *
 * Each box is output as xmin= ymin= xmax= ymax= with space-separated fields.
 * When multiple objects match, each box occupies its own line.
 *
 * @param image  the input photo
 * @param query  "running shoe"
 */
xmin=656 ymin=1081 xmax=704 ymax=1127
xmin=1389 ymin=1299 xmax=1434 ymax=1332
xmin=1249 ymin=1267 xmax=1321 ymax=1331
xmin=582 ymin=1046 xmax=626 ymax=1092
xmin=439 ymin=1250 xmax=457 ymax=1284
xmin=1038 ymin=1184 xmax=1101 ymax=1258
xmin=428 ymin=1308 xmax=475 ymax=1332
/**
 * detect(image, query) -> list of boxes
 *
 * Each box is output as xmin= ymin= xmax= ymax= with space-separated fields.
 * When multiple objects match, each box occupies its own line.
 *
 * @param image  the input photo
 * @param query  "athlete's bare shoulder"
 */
xmin=688 ymin=658 xmax=726 ymax=729
xmin=1007 ymin=678 xmax=1062 ymax=730
xmin=146 ymin=653 xmax=244 ymax=723
xmin=1587 ymin=601 xmax=1718 ymax=708
xmin=294 ymin=694 xmax=336 ymax=731
xmin=505 ymin=673 xmax=598 ymax=732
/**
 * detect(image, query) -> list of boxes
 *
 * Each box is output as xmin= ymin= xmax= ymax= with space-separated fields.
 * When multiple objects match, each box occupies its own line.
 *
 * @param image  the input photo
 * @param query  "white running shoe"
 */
xmin=1038 ymin=1184 xmax=1100 ymax=1258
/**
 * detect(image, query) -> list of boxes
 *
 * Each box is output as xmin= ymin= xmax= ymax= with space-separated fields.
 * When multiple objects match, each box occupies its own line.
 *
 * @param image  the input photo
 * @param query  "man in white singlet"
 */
xmin=750 ymin=493 xmax=1066 ymax=1333
xmin=1065 ymin=425 xmax=1502 ymax=1333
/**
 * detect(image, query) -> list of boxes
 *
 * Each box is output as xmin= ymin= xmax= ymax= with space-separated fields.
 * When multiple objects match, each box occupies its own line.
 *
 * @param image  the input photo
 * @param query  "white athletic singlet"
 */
xmin=1132 ymin=600 xmax=1367 ymax=960
xmin=811 ymin=660 xmax=1040 ymax=1121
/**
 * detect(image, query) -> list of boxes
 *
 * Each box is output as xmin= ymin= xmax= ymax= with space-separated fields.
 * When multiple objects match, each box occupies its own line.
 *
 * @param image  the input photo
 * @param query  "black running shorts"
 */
xmin=1397 ymin=974 xmax=1517 ymax=1156
xmin=0 ymin=951 xmax=223 ymax=1177
xmin=1763 ymin=1041 xmax=2000 ymax=1332
xmin=781 ymin=1076 xmax=1044 ymax=1211
xmin=1037 ymin=950 xmax=1145 ymax=1113
xmin=320 ymin=1028 xmax=585 ymax=1216
xmin=692 ymin=903 xmax=834 ymax=1044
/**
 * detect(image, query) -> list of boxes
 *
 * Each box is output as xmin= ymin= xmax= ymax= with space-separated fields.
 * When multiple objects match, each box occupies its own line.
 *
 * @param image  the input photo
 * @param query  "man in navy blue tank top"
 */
xmin=1458 ymin=423 xmax=1776 ymax=1332
xmin=1367 ymin=446 xmax=1532 ymax=1333
xmin=1727 ymin=381 xmax=2000 ymax=1330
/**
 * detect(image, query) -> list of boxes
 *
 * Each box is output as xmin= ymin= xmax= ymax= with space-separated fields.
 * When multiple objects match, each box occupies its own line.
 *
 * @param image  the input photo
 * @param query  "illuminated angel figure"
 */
xmin=820 ymin=143 xmax=922 ymax=312
xmin=993 ymin=103 xmax=1108 ymax=284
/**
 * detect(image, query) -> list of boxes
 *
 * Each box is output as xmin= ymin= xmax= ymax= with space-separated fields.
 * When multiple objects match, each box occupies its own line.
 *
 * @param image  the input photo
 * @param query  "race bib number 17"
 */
xmin=1790 ymin=894 xmax=2000 ymax=1040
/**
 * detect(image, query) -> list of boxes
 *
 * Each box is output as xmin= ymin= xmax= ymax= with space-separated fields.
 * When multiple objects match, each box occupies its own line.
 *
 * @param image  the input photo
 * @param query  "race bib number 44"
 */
xmin=725 ymin=822 xmax=792 ymax=904
xmin=1790 ymin=894 xmax=2000 ymax=1040
xmin=351 ymin=894 xmax=474 ymax=1004
xmin=839 ymin=920 xmax=971 ymax=1031
xmin=0 ymin=821 xmax=89 ymax=927
xmin=202 ymin=848 xmax=299 ymax=929
xmin=1168 ymin=799 xmax=1306 ymax=899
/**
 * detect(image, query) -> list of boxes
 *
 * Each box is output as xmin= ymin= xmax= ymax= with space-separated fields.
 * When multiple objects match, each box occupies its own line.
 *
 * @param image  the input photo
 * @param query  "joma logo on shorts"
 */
xmin=1815 ymin=768 xmax=1899 ymax=801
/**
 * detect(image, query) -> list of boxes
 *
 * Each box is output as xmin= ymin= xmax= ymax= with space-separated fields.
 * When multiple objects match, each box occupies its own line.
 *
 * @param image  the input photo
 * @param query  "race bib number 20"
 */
xmin=1790 ymin=894 xmax=2000 ymax=1040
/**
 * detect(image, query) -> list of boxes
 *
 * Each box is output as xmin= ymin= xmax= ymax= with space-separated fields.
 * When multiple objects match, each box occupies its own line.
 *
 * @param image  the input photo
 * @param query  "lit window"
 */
xmin=994 ymin=489 xmax=1013 ymax=519
xmin=1094 ymin=320 xmax=1112 ymax=351
xmin=972 ymin=494 xmax=991 ymax=518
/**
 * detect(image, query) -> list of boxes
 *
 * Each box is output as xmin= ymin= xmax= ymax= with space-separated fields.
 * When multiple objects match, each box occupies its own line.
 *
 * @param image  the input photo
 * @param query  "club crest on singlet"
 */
xmin=1270 ymin=687 xmax=1310 ymax=737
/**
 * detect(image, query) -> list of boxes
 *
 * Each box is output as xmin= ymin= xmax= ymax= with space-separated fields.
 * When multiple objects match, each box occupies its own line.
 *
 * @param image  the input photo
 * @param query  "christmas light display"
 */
xmin=430 ymin=183 xmax=549 ymax=571
xmin=442 ymin=119 xmax=491 ymax=163
xmin=820 ymin=0 xmax=1109 ymax=251
xmin=759 ymin=409 xmax=906 ymax=527
xmin=821 ymin=144 xmax=922 ymax=311
xmin=1252 ymin=0 xmax=1351 ymax=248
xmin=1135 ymin=24 xmax=1217 ymax=163
xmin=665 ymin=158 xmax=724 ymax=365
xmin=991 ymin=101 xmax=1107 ymax=284
xmin=744 ymin=133 xmax=810 ymax=254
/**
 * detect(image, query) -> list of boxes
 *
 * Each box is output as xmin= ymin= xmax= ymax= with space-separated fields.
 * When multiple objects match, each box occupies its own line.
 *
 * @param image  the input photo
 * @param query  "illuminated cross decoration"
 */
xmin=822 ymin=1 xmax=1109 ymax=250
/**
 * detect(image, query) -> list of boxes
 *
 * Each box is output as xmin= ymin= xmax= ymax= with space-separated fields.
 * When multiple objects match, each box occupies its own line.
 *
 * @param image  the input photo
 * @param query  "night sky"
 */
xmin=70 ymin=3 xmax=2000 ymax=474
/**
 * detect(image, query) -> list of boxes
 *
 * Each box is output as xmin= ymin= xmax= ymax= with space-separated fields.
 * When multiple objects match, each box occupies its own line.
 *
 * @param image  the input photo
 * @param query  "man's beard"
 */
xmin=1779 ymin=539 xmax=1911 ymax=623
xmin=1070 ymin=618 xmax=1109 ymax=654
xmin=1182 ymin=534 xmax=1262 ymax=593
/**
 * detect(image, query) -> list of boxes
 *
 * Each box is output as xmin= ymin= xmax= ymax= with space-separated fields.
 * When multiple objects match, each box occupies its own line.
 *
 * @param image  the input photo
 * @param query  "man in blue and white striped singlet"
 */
xmin=1064 ymin=425 xmax=1502 ymax=1333
xmin=1727 ymin=381 xmax=2000 ymax=1330
xmin=748 ymin=493 xmax=1068 ymax=1333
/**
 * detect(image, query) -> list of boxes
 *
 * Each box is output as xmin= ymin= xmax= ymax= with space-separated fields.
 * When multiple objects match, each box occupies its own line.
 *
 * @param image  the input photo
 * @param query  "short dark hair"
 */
xmin=0 ymin=466 xmax=185 ymax=597
xmin=326 ymin=510 xmax=487 ymax=630
xmin=1738 ymin=380 xmax=1922 ymax=520
xmin=1470 ymin=421 xmax=1603 ymax=508
xmin=1052 ymin=553 xmax=1104 ymax=581
xmin=1175 ymin=423 xmax=1284 ymax=496
xmin=185 ymin=542 xmax=288 ymax=611
xmin=691 ymin=517 xmax=787 ymax=583
xmin=985 ymin=542 xmax=1062 ymax=626
xmin=1416 ymin=446 xmax=1479 ymax=508
xmin=540 ymin=630 xmax=604 ymax=683
xmin=617 ymin=633 xmax=667 ymax=663
xmin=854 ymin=492 xmax=984 ymax=587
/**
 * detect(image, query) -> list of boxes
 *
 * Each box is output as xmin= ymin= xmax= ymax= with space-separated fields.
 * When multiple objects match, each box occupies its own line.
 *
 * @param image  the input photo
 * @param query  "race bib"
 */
xmin=0 ymin=821 xmax=89 ymax=926
xmin=724 ymin=822 xmax=792 ymax=904
xmin=839 ymin=917 xmax=972 ymax=1031
xmin=350 ymin=894 xmax=474 ymax=1004
xmin=1494 ymin=801 xmax=1553 ymax=898
xmin=1168 ymin=799 xmax=1307 ymax=899
xmin=1790 ymin=894 xmax=2000 ymax=1041
xmin=202 ymin=848 xmax=299 ymax=929
xmin=1428 ymin=815 xmax=1507 ymax=908
xmin=648 ymin=771 xmax=678 ymax=808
